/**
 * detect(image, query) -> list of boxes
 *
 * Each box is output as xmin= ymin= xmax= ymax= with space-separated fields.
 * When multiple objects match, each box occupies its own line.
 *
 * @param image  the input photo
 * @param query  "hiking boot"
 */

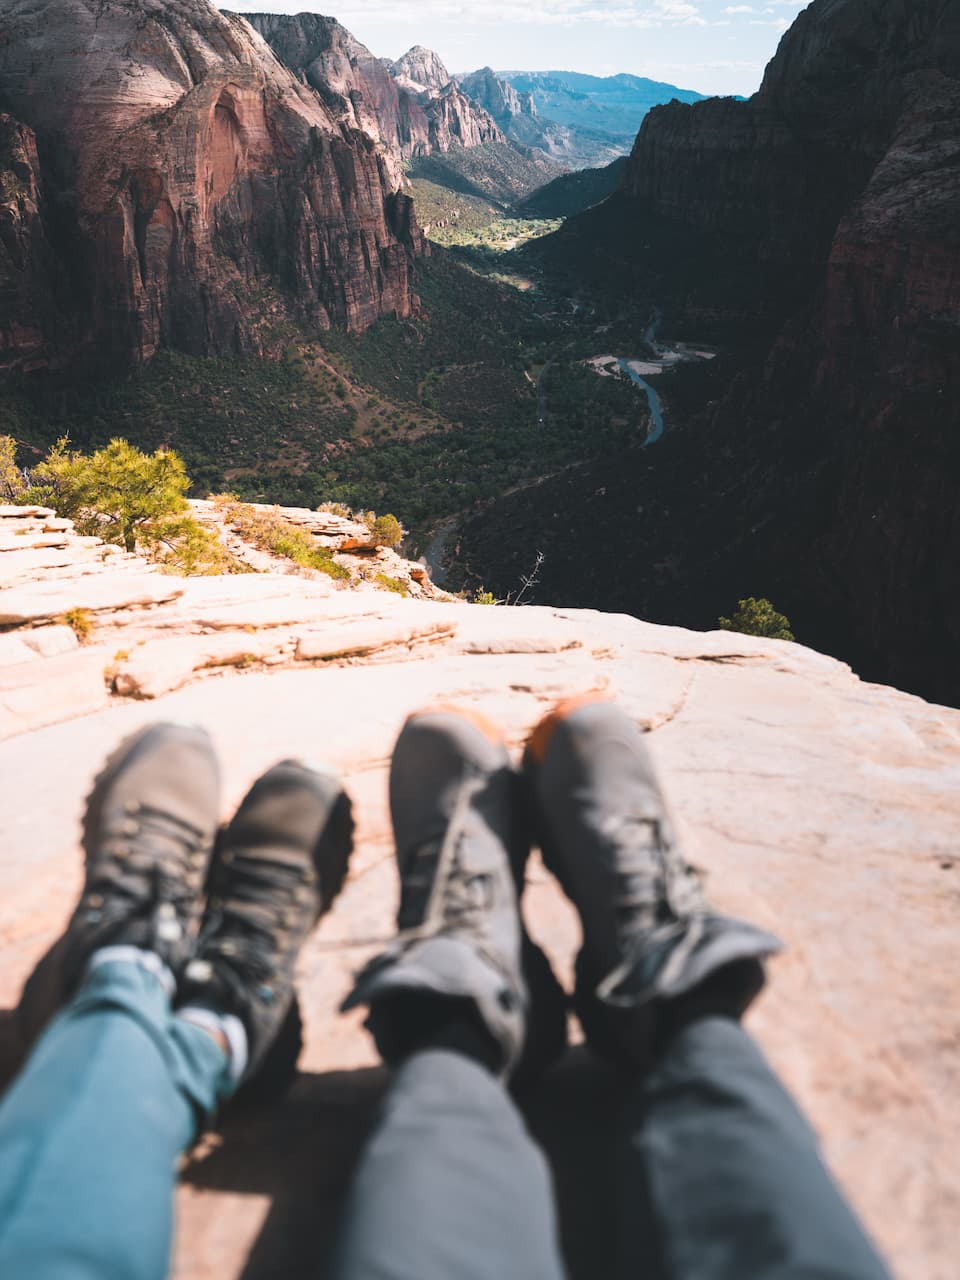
xmin=17 ymin=723 xmax=220 ymax=1051
xmin=343 ymin=707 xmax=559 ymax=1080
xmin=178 ymin=761 xmax=353 ymax=1082
xmin=523 ymin=696 xmax=782 ymax=1067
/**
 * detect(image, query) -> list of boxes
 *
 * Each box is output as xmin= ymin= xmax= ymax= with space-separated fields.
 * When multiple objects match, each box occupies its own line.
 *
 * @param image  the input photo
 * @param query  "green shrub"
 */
xmin=369 ymin=513 xmax=404 ymax=549
xmin=374 ymin=573 xmax=409 ymax=596
xmin=473 ymin=589 xmax=498 ymax=605
xmin=61 ymin=607 xmax=95 ymax=642
xmin=719 ymin=597 xmax=794 ymax=641
xmin=24 ymin=437 xmax=190 ymax=553
xmin=211 ymin=494 xmax=349 ymax=580
xmin=151 ymin=516 xmax=247 ymax=577
xmin=0 ymin=434 xmax=24 ymax=501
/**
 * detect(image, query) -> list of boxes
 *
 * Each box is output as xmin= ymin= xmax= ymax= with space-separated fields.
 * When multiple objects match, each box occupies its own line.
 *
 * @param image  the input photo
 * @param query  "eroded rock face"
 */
xmin=618 ymin=0 xmax=959 ymax=323
xmin=247 ymin=18 xmax=502 ymax=163
xmin=0 ymin=0 xmax=424 ymax=373
xmin=386 ymin=46 xmax=455 ymax=97
xmin=460 ymin=68 xmax=538 ymax=123
xmin=0 ymin=115 xmax=59 ymax=374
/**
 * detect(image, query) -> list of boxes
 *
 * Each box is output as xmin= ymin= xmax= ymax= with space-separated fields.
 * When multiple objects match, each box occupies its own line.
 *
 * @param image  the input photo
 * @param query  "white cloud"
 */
xmin=229 ymin=0 xmax=708 ymax=30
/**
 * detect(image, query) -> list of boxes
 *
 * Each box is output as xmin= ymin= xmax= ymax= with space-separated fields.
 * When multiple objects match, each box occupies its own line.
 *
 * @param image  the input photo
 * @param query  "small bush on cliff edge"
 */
xmin=368 ymin=512 xmax=404 ymax=549
xmin=0 ymin=434 xmax=25 ymax=501
xmin=11 ymin=435 xmax=236 ymax=575
xmin=719 ymin=597 xmax=795 ymax=642
xmin=211 ymin=494 xmax=349 ymax=580
xmin=24 ymin=437 xmax=190 ymax=552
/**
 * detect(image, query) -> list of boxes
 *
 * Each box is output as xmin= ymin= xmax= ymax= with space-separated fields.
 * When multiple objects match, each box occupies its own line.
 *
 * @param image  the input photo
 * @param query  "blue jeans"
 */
xmin=0 ymin=972 xmax=891 ymax=1280
xmin=0 ymin=960 xmax=232 ymax=1280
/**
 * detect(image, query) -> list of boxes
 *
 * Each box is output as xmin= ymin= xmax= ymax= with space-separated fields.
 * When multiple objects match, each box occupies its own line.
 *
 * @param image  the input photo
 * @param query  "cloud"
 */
xmin=723 ymin=4 xmax=755 ymax=11
xmin=228 ymin=0 xmax=708 ymax=29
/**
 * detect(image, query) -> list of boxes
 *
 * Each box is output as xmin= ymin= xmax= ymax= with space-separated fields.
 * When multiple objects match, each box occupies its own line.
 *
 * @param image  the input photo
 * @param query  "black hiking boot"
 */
xmin=17 ymin=723 xmax=220 ymax=1051
xmin=523 ymin=695 xmax=782 ymax=1068
xmin=178 ymin=761 xmax=353 ymax=1084
xmin=343 ymin=707 xmax=566 ymax=1081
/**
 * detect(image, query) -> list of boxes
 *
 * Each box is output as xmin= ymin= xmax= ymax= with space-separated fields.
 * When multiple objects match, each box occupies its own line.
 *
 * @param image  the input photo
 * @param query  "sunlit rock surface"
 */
xmin=0 ymin=502 xmax=958 ymax=1278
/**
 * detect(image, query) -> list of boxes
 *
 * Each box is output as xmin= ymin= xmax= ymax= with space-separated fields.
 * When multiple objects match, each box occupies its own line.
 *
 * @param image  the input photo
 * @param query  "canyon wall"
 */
xmin=0 ymin=0 xmax=425 ymax=374
xmin=501 ymin=0 xmax=959 ymax=705
xmin=248 ymin=19 xmax=503 ymax=162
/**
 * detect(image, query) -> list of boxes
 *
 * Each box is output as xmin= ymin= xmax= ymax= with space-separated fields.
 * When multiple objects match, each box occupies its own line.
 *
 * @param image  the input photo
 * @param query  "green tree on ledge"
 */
xmin=24 ymin=437 xmax=190 ymax=552
xmin=719 ymin=597 xmax=795 ymax=642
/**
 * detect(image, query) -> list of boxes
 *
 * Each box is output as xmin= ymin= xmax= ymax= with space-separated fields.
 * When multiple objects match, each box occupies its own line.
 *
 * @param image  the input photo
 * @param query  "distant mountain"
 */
xmin=500 ymin=70 xmax=707 ymax=144
xmin=386 ymin=45 xmax=454 ymax=96
xmin=512 ymin=156 xmax=628 ymax=219
xmin=458 ymin=66 xmax=621 ymax=168
xmin=247 ymin=20 xmax=502 ymax=161
xmin=455 ymin=67 xmax=706 ymax=168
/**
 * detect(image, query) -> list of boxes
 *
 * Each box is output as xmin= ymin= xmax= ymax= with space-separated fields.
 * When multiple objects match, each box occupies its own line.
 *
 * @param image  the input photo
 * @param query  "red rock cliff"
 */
xmin=247 ymin=18 xmax=503 ymax=163
xmin=0 ymin=0 xmax=425 ymax=373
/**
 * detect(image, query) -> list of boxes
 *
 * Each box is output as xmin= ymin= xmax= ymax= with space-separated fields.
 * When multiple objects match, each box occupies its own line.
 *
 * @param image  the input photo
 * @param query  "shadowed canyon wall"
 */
xmin=479 ymin=0 xmax=960 ymax=705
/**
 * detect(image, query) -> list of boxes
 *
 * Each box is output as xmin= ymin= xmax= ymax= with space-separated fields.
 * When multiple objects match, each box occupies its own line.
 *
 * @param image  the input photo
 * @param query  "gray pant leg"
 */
xmin=333 ymin=1049 xmax=566 ymax=1280
xmin=619 ymin=1017 xmax=892 ymax=1280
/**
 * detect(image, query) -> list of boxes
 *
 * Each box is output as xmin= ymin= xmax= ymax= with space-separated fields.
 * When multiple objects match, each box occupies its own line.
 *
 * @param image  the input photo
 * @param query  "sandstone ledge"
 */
xmin=0 ymin=513 xmax=957 ymax=1280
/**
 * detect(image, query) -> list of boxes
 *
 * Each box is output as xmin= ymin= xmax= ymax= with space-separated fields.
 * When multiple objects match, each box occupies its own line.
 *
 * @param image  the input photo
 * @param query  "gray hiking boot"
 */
xmin=523 ymin=696 xmax=782 ymax=1067
xmin=17 ymin=723 xmax=220 ymax=1052
xmin=342 ymin=707 xmax=536 ymax=1079
xmin=178 ymin=761 xmax=353 ymax=1083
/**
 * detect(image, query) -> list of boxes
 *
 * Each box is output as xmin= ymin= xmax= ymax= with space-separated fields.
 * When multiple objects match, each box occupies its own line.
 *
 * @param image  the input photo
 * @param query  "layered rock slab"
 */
xmin=0 ymin=578 xmax=958 ymax=1278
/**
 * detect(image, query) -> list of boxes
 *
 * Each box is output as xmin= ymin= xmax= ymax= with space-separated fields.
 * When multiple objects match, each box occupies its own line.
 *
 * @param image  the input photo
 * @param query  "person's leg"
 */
xmin=6 ymin=728 xmax=354 ymax=1280
xmin=335 ymin=1047 xmax=563 ymax=1280
xmin=0 ymin=957 xmax=231 ymax=1280
xmin=524 ymin=696 xmax=891 ymax=1280
xmin=619 ymin=1016 xmax=891 ymax=1280
xmin=336 ymin=708 xmax=566 ymax=1280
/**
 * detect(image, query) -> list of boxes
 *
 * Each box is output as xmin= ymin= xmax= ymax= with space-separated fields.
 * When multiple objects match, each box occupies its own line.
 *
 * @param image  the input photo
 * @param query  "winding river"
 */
xmin=617 ymin=358 xmax=664 ymax=447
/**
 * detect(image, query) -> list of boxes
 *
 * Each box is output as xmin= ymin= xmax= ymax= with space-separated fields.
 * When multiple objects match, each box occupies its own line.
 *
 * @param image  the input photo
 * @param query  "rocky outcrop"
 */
xmin=0 ymin=500 xmax=451 ymax=734
xmin=458 ymin=67 xmax=589 ymax=165
xmin=460 ymin=68 xmax=537 ymax=124
xmin=518 ymin=0 xmax=960 ymax=706
xmin=246 ymin=19 xmax=502 ymax=163
xmin=0 ymin=0 xmax=425 ymax=374
xmin=386 ymin=46 xmax=454 ymax=97
xmin=0 ymin=516 xmax=958 ymax=1280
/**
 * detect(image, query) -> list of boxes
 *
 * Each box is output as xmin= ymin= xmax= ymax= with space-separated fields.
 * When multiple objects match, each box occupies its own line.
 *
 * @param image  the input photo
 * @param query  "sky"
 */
xmin=227 ymin=0 xmax=811 ymax=97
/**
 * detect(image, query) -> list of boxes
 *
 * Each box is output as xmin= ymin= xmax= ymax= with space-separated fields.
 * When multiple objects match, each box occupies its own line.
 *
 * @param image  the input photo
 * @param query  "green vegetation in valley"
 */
xmin=407 ymin=142 xmax=560 ymax=209
xmin=406 ymin=177 xmax=498 ymax=243
xmin=428 ymin=215 xmax=563 ymax=255
xmin=0 ymin=251 xmax=657 ymax=542
xmin=513 ymin=157 xmax=629 ymax=220
xmin=719 ymin=598 xmax=795 ymax=642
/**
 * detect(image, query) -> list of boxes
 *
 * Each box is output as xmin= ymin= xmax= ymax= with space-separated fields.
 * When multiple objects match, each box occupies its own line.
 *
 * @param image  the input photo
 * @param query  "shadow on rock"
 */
xmin=183 ymin=1046 xmax=626 ymax=1280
